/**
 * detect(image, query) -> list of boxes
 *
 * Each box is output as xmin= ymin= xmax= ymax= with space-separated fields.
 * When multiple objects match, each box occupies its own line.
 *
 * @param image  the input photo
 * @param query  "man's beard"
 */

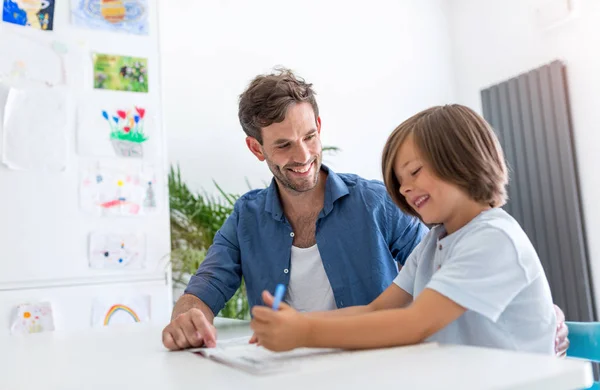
xmin=265 ymin=155 xmax=322 ymax=193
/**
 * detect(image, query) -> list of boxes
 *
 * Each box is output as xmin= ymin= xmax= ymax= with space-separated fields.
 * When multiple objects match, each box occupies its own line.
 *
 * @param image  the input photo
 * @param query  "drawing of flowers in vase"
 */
xmin=102 ymin=106 xmax=148 ymax=157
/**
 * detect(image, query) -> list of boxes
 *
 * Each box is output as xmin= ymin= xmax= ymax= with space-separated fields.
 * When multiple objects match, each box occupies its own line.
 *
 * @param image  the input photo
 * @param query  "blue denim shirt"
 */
xmin=185 ymin=166 xmax=428 ymax=315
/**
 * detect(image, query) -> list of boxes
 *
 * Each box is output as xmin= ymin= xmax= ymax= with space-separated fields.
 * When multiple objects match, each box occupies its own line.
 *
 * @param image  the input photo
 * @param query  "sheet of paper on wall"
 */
xmin=91 ymin=295 xmax=150 ymax=327
xmin=80 ymin=162 xmax=158 ymax=216
xmin=0 ymin=30 xmax=66 ymax=86
xmin=92 ymin=53 xmax=148 ymax=93
xmin=2 ymin=0 xmax=56 ymax=31
xmin=71 ymin=0 xmax=149 ymax=35
xmin=11 ymin=302 xmax=55 ymax=334
xmin=77 ymin=95 xmax=157 ymax=159
xmin=2 ymin=86 xmax=68 ymax=171
xmin=89 ymin=232 xmax=146 ymax=269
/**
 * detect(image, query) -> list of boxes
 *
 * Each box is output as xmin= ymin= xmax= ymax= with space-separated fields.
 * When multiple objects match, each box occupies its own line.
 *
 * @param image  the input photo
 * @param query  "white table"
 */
xmin=0 ymin=318 xmax=592 ymax=390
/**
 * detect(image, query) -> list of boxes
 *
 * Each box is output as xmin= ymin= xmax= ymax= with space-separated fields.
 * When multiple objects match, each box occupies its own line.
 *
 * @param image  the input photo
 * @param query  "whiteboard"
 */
xmin=0 ymin=1 xmax=171 ymax=290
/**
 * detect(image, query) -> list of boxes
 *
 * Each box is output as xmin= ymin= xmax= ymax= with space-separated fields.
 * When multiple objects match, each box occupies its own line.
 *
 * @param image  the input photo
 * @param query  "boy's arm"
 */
xmin=304 ymin=283 xmax=413 ymax=318
xmin=304 ymin=288 xmax=464 ymax=349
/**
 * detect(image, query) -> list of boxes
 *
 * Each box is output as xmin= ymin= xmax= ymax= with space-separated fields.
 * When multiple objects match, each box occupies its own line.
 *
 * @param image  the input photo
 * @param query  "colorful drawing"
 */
xmin=101 ymin=106 xmax=148 ymax=157
xmin=93 ymin=53 xmax=148 ymax=93
xmin=91 ymin=295 xmax=150 ymax=327
xmin=89 ymin=232 xmax=145 ymax=269
xmin=2 ymin=0 xmax=55 ymax=30
xmin=80 ymin=164 xmax=158 ymax=216
xmin=104 ymin=304 xmax=140 ymax=324
xmin=11 ymin=302 xmax=55 ymax=334
xmin=71 ymin=0 xmax=149 ymax=35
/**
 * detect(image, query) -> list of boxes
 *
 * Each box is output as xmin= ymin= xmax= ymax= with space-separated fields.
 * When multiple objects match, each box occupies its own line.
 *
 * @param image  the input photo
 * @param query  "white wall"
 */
xmin=448 ymin=0 xmax=600 ymax=310
xmin=159 ymin=0 xmax=456 ymax=195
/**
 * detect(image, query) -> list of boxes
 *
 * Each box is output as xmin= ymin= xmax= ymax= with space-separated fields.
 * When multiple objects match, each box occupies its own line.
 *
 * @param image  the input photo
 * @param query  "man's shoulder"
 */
xmin=234 ymin=188 xmax=269 ymax=209
xmin=336 ymin=172 xmax=388 ymax=199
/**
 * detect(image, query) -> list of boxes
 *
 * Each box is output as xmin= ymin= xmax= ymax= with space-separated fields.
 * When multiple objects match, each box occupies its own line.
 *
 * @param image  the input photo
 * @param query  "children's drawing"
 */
xmin=77 ymin=97 xmax=156 ymax=159
xmin=105 ymin=106 xmax=148 ymax=157
xmin=89 ymin=232 xmax=146 ymax=269
xmin=93 ymin=53 xmax=148 ymax=93
xmin=3 ymin=0 xmax=55 ymax=30
xmin=91 ymin=295 xmax=150 ymax=327
xmin=2 ymin=86 xmax=68 ymax=171
xmin=71 ymin=0 xmax=149 ymax=35
xmin=11 ymin=302 xmax=55 ymax=334
xmin=80 ymin=163 xmax=158 ymax=216
xmin=0 ymin=31 xmax=66 ymax=86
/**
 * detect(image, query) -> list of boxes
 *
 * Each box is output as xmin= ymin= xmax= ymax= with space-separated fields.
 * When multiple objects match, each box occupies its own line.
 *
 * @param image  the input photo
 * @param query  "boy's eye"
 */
xmin=411 ymin=167 xmax=422 ymax=176
xmin=306 ymin=134 xmax=316 ymax=140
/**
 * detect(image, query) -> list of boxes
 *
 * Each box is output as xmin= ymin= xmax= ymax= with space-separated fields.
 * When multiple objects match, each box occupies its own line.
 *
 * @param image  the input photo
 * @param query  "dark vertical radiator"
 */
xmin=481 ymin=60 xmax=595 ymax=322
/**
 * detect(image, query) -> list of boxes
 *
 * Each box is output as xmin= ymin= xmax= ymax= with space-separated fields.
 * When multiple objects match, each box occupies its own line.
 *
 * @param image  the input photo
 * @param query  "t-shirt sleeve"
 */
xmin=393 ymin=237 xmax=426 ymax=296
xmin=426 ymin=226 xmax=537 ymax=322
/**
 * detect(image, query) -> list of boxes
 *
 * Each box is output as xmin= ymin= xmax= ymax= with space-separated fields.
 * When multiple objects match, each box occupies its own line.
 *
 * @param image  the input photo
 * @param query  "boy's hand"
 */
xmin=250 ymin=290 xmax=310 ymax=352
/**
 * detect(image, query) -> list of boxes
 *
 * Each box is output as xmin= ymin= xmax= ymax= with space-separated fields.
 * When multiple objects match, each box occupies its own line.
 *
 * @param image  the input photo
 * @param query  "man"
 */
xmin=162 ymin=68 xmax=568 ymax=355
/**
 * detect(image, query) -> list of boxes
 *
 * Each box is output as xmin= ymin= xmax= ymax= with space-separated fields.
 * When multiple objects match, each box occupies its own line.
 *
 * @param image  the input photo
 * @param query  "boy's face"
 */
xmin=394 ymin=135 xmax=470 ymax=229
xmin=246 ymin=102 xmax=322 ymax=194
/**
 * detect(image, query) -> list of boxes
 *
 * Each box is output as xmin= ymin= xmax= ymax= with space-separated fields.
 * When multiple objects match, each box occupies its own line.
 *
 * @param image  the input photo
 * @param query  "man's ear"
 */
xmin=316 ymin=116 xmax=322 ymax=135
xmin=246 ymin=137 xmax=266 ymax=161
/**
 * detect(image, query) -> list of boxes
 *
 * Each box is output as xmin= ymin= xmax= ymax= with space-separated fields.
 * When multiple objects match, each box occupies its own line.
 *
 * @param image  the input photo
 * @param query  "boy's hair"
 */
xmin=238 ymin=67 xmax=319 ymax=144
xmin=381 ymin=104 xmax=508 ymax=217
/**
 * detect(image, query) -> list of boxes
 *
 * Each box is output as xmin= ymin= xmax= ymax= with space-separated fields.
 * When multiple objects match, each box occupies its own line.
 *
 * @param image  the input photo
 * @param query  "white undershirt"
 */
xmin=284 ymin=244 xmax=337 ymax=312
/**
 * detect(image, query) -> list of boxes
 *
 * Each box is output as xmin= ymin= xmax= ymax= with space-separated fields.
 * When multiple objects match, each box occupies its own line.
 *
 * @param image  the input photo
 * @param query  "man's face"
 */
xmin=247 ymin=102 xmax=322 ymax=193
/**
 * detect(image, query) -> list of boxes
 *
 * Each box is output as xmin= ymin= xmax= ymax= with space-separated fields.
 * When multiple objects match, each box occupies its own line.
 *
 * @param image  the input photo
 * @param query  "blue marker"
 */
xmin=272 ymin=284 xmax=286 ymax=311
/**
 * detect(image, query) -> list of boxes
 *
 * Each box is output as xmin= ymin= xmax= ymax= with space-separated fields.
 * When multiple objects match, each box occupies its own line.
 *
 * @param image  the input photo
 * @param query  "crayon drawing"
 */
xmin=89 ymin=232 xmax=146 ymax=269
xmin=11 ymin=302 xmax=55 ymax=334
xmin=91 ymin=295 xmax=150 ymax=327
xmin=93 ymin=53 xmax=148 ymax=93
xmin=3 ymin=0 xmax=55 ymax=30
xmin=71 ymin=0 xmax=149 ymax=35
xmin=80 ymin=164 xmax=158 ymax=216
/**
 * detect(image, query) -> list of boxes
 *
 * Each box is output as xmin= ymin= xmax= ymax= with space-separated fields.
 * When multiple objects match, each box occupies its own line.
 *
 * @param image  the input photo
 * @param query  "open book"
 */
xmin=189 ymin=336 xmax=344 ymax=375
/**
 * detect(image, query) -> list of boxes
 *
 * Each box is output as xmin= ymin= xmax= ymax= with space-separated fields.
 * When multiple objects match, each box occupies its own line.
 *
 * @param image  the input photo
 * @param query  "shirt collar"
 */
xmin=264 ymin=164 xmax=350 ymax=221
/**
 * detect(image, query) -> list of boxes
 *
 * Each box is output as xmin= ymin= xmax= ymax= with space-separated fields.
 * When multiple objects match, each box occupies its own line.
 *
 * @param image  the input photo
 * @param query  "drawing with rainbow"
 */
xmin=104 ymin=304 xmax=140 ymax=325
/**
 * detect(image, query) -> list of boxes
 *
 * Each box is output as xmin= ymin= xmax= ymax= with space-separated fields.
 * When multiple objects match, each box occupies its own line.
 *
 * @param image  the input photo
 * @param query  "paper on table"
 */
xmin=2 ymin=86 xmax=68 ymax=171
xmin=190 ymin=337 xmax=343 ymax=375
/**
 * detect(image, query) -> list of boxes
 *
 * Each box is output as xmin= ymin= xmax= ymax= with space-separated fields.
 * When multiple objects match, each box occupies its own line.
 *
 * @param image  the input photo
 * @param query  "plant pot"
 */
xmin=111 ymin=139 xmax=143 ymax=157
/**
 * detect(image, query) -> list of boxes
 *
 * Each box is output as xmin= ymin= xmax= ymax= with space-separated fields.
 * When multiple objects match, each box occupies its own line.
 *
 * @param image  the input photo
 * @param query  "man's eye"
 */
xmin=411 ymin=167 xmax=422 ymax=176
xmin=278 ymin=144 xmax=290 ymax=149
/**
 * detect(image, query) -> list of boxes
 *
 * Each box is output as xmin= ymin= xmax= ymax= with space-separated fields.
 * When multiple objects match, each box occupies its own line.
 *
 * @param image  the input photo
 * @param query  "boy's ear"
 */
xmin=246 ymin=137 xmax=266 ymax=161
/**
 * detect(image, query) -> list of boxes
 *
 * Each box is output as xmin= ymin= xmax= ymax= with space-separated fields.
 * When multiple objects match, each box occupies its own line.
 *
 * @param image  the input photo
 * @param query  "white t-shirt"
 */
xmin=394 ymin=208 xmax=556 ymax=354
xmin=284 ymin=244 xmax=337 ymax=312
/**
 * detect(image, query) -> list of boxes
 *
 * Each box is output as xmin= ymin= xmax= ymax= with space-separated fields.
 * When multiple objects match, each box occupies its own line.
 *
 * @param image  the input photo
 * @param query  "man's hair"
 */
xmin=238 ymin=67 xmax=319 ymax=144
xmin=381 ymin=104 xmax=508 ymax=218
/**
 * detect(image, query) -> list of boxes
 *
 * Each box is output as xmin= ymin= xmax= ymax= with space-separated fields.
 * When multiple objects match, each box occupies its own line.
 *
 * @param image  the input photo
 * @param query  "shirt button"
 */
xmin=290 ymin=232 xmax=295 ymax=237
xmin=339 ymin=301 xmax=344 ymax=307
xmin=438 ymin=244 xmax=443 ymax=250
xmin=284 ymin=268 xmax=289 ymax=274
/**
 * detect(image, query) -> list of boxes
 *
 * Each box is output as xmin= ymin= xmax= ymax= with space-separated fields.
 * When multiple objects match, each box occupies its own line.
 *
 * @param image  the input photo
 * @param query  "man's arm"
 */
xmin=163 ymin=203 xmax=243 ymax=350
xmin=163 ymin=294 xmax=217 ymax=350
xmin=171 ymin=293 xmax=214 ymax=322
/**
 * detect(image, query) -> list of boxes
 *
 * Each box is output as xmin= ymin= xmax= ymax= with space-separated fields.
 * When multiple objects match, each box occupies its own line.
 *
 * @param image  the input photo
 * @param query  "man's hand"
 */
xmin=162 ymin=308 xmax=217 ymax=350
xmin=250 ymin=290 xmax=310 ymax=352
xmin=554 ymin=304 xmax=569 ymax=357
